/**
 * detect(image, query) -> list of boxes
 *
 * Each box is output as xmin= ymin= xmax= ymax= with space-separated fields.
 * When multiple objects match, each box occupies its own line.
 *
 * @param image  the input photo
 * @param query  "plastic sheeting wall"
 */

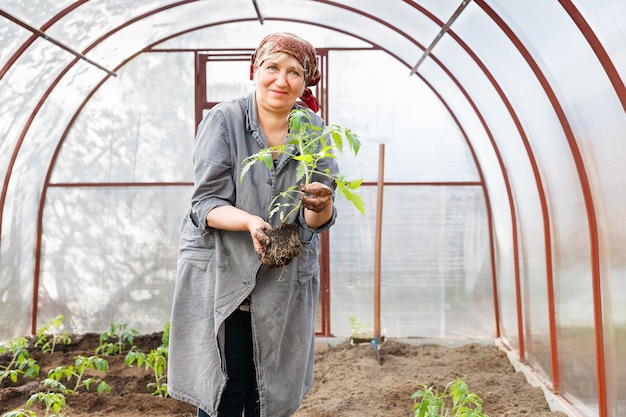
xmin=4 ymin=34 xmax=494 ymax=341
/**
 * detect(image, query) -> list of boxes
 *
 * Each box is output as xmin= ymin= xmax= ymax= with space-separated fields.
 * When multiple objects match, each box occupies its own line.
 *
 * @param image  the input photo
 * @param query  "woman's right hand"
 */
xmin=205 ymin=206 xmax=272 ymax=263
xmin=247 ymin=216 xmax=272 ymax=263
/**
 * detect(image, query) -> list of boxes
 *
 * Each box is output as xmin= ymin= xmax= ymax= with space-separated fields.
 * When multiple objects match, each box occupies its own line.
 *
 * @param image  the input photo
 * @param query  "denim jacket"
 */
xmin=168 ymin=92 xmax=337 ymax=417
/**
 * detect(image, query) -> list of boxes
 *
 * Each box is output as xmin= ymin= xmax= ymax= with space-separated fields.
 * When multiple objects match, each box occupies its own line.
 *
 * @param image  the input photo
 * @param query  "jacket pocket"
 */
xmin=179 ymin=215 xmax=215 ymax=271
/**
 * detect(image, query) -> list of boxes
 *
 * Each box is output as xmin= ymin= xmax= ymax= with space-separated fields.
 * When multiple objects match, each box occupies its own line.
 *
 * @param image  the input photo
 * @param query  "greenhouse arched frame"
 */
xmin=1 ymin=1 xmax=625 ymax=416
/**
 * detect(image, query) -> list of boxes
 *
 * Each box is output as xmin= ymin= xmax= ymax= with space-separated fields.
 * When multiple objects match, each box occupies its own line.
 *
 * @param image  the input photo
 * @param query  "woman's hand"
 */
xmin=300 ymin=182 xmax=332 ymax=213
xmin=205 ymin=206 xmax=272 ymax=262
xmin=247 ymin=216 xmax=273 ymax=265
xmin=301 ymin=182 xmax=333 ymax=228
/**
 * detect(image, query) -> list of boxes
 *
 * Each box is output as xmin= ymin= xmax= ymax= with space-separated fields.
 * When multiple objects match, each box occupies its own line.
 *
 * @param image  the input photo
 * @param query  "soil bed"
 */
xmin=1 ymin=333 xmax=568 ymax=417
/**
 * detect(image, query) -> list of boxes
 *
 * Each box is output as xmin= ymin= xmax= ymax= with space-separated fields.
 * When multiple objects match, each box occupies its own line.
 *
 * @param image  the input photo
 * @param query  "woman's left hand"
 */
xmin=300 ymin=182 xmax=332 ymax=213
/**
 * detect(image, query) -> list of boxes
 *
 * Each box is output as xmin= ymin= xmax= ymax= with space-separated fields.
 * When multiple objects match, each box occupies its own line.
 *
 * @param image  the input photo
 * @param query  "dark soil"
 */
xmin=0 ymin=333 xmax=569 ymax=417
xmin=260 ymin=222 xmax=301 ymax=267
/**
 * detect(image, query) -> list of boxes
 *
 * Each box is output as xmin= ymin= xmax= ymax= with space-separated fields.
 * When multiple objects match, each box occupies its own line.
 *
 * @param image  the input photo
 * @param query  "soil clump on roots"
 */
xmin=259 ymin=222 xmax=301 ymax=268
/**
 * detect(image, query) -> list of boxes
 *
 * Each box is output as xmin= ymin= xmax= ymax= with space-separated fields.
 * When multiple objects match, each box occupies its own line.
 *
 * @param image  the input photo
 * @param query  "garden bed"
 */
xmin=1 ymin=333 xmax=569 ymax=416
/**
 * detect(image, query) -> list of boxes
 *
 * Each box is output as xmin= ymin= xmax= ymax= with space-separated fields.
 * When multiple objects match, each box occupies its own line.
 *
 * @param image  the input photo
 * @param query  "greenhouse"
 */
xmin=0 ymin=1 xmax=625 ymax=416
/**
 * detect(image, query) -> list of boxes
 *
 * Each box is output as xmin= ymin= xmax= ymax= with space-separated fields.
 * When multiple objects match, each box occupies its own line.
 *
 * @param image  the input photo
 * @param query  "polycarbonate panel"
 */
xmin=543 ymin=3 xmax=626 ymax=415
xmin=86 ymin=1 xmax=257 ymax=70
xmin=575 ymin=1 xmax=626 ymax=79
xmin=484 ymin=3 xmax=619 ymax=415
xmin=52 ymin=52 xmax=195 ymax=183
xmin=0 ymin=58 xmax=107 ymax=341
xmin=0 ymin=51 xmax=195 ymax=340
xmin=332 ymin=0 xmax=445 ymax=49
xmin=330 ymin=186 xmax=494 ymax=339
xmin=0 ymin=36 xmax=75 ymax=184
xmin=329 ymin=50 xmax=478 ymax=183
xmin=0 ymin=13 xmax=26 ymax=69
xmin=0 ymin=0 xmax=75 ymax=27
xmin=257 ymin=0 xmax=426 ymax=72
xmin=414 ymin=29 xmax=528 ymax=347
xmin=39 ymin=186 xmax=191 ymax=335
xmin=155 ymin=21 xmax=370 ymax=50
xmin=205 ymin=60 xmax=254 ymax=103
xmin=42 ymin=0 xmax=180 ymax=52
xmin=605 ymin=266 xmax=626 ymax=417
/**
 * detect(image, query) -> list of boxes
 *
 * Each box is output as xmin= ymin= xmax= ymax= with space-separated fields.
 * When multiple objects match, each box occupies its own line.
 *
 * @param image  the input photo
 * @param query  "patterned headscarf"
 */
xmin=250 ymin=32 xmax=321 ymax=112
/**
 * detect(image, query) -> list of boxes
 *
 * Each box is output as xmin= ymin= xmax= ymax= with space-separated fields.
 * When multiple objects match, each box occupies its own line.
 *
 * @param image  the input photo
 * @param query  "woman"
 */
xmin=168 ymin=32 xmax=339 ymax=417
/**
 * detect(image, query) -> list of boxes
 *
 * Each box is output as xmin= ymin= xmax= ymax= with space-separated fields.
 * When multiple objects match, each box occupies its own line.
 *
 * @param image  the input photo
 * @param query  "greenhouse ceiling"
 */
xmin=1 ymin=1 xmax=625 ymax=417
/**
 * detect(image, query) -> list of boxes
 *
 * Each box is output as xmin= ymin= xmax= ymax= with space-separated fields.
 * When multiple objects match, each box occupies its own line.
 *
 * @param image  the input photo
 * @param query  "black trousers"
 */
xmin=198 ymin=309 xmax=260 ymax=417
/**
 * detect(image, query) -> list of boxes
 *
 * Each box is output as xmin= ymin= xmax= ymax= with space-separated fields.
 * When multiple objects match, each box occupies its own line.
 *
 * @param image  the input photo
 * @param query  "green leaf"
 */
xmin=26 ymin=393 xmax=39 ymax=407
xmin=330 ymin=129 xmax=344 ymax=153
xmin=261 ymin=152 xmax=273 ymax=171
xmin=95 ymin=357 xmax=109 ymax=372
xmin=347 ymin=178 xmax=363 ymax=189
xmin=336 ymin=183 xmax=365 ymax=215
xmin=295 ymin=160 xmax=307 ymax=182
xmin=43 ymin=378 xmax=67 ymax=392
xmin=290 ymin=110 xmax=303 ymax=131
xmin=83 ymin=378 xmax=94 ymax=390
xmin=97 ymin=380 xmax=112 ymax=394
xmin=346 ymin=129 xmax=361 ymax=155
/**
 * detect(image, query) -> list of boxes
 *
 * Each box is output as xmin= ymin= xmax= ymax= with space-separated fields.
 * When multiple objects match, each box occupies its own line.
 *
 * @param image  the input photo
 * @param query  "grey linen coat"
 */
xmin=168 ymin=92 xmax=338 ymax=417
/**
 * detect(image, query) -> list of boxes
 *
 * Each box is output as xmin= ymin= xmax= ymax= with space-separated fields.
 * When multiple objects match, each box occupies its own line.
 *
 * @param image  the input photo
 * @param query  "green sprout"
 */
xmin=0 ymin=336 xmax=40 ymax=385
xmin=3 ymin=392 xmax=67 ymax=417
xmin=124 ymin=322 xmax=171 ymax=397
xmin=411 ymin=377 xmax=488 ymax=417
xmin=95 ymin=322 xmax=139 ymax=356
xmin=44 ymin=355 xmax=111 ymax=394
xmin=35 ymin=314 xmax=72 ymax=354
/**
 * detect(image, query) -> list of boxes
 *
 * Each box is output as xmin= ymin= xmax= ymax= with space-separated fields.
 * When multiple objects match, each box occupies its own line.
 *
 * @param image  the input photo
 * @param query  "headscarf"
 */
xmin=250 ymin=32 xmax=321 ymax=112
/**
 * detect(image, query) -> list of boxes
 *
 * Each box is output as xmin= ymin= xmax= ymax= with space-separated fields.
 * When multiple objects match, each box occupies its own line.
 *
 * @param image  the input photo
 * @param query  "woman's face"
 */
xmin=255 ymin=53 xmax=306 ymax=115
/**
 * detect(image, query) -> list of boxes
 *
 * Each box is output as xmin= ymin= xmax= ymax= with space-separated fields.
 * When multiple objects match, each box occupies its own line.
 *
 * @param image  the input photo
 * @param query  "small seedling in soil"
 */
xmin=161 ymin=321 xmax=170 ymax=349
xmin=35 ymin=314 xmax=72 ymax=354
xmin=3 ymin=392 xmax=67 ymax=417
xmin=44 ymin=355 xmax=111 ymax=394
xmin=125 ymin=322 xmax=170 ymax=397
xmin=125 ymin=345 xmax=169 ymax=397
xmin=0 ymin=336 xmax=40 ymax=384
xmin=241 ymin=108 xmax=363 ymax=267
xmin=95 ymin=322 xmax=139 ymax=356
xmin=348 ymin=315 xmax=385 ymax=345
xmin=411 ymin=377 xmax=488 ymax=417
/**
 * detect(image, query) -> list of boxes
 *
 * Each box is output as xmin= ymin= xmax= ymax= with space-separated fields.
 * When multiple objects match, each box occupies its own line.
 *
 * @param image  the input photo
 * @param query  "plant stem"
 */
xmin=73 ymin=368 xmax=84 ymax=392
